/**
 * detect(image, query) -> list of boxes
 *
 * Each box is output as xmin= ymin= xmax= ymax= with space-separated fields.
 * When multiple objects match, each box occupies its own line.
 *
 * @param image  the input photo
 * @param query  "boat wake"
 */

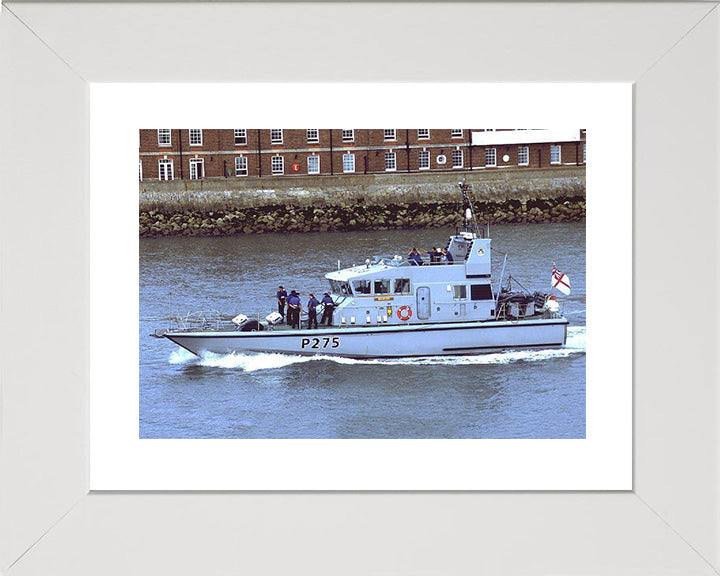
xmin=167 ymin=326 xmax=586 ymax=372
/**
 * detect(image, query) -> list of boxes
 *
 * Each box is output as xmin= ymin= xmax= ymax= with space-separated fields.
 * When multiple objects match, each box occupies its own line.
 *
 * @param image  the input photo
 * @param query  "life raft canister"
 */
xmin=397 ymin=306 xmax=412 ymax=321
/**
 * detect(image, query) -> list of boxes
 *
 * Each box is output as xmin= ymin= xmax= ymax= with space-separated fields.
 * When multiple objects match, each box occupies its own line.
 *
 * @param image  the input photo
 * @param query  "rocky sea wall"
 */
xmin=139 ymin=168 xmax=585 ymax=237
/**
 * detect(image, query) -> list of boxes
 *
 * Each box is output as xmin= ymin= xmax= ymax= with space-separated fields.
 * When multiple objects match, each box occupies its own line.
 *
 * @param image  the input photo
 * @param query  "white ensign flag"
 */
xmin=551 ymin=264 xmax=571 ymax=295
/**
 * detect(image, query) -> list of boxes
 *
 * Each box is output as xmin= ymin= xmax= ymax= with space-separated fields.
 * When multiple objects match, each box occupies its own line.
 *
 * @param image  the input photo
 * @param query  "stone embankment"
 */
xmin=139 ymin=168 xmax=585 ymax=237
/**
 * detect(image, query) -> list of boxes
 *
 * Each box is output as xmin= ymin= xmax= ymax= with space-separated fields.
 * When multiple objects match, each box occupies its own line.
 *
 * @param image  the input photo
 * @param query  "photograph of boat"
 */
xmin=139 ymin=128 xmax=586 ymax=440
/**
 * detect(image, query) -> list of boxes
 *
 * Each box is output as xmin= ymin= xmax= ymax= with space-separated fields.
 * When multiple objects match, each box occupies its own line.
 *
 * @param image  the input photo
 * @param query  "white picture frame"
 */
xmin=1 ymin=2 xmax=718 ymax=574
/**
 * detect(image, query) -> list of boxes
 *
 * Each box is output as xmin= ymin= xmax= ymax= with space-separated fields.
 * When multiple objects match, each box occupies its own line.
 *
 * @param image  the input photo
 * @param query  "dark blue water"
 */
xmin=140 ymin=223 xmax=585 ymax=439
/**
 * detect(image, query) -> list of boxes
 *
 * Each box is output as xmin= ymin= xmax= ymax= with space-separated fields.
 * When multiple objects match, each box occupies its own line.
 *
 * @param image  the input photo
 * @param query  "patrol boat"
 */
xmin=156 ymin=183 xmax=569 ymax=358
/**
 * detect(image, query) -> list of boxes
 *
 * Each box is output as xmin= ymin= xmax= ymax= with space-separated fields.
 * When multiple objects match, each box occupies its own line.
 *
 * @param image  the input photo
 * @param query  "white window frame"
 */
xmin=384 ymin=151 xmax=397 ymax=172
xmin=157 ymin=129 xmax=171 ymax=146
xmin=189 ymin=157 xmax=204 ymax=180
xmin=235 ymin=156 xmax=248 ymax=177
xmin=518 ymin=146 xmax=529 ymax=166
xmin=342 ymin=129 xmax=354 ymax=143
xmin=583 ymin=143 xmax=586 ymax=163
xmin=158 ymin=158 xmax=174 ymax=181
xmin=306 ymin=129 xmax=319 ymax=143
xmin=452 ymin=148 xmax=464 ymax=169
xmin=383 ymin=129 xmax=396 ymax=141
xmin=418 ymin=149 xmax=430 ymax=170
xmin=307 ymin=155 xmax=320 ymax=174
xmin=234 ymin=129 xmax=247 ymax=146
xmin=550 ymin=144 xmax=561 ymax=164
xmin=189 ymin=129 xmax=203 ymax=146
xmin=271 ymin=155 xmax=284 ymax=175
xmin=270 ymin=129 xmax=283 ymax=144
xmin=139 ymin=161 xmax=143 ymax=181
xmin=451 ymin=129 xmax=463 ymax=138
xmin=343 ymin=152 xmax=355 ymax=173
xmin=485 ymin=147 xmax=497 ymax=167
xmin=417 ymin=129 xmax=430 ymax=140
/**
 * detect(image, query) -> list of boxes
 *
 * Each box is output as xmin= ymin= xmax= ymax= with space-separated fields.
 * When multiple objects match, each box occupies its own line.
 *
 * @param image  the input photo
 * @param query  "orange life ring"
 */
xmin=397 ymin=306 xmax=412 ymax=321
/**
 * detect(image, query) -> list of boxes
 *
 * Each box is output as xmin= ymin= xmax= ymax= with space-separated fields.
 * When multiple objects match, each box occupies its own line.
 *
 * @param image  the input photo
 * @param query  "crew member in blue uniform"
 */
xmin=441 ymin=248 xmax=453 ymax=264
xmin=407 ymin=247 xmax=423 ymax=266
xmin=320 ymin=292 xmax=335 ymax=326
xmin=428 ymin=247 xmax=441 ymax=264
xmin=307 ymin=293 xmax=320 ymax=329
xmin=276 ymin=285 xmax=288 ymax=322
xmin=287 ymin=290 xmax=301 ymax=329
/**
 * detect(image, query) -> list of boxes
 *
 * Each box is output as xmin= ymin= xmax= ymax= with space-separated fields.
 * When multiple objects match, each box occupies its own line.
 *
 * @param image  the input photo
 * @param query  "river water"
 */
xmin=140 ymin=223 xmax=585 ymax=439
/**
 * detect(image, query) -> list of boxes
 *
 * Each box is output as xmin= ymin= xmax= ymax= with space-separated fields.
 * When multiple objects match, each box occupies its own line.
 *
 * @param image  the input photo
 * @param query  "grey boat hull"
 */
xmin=164 ymin=318 xmax=569 ymax=358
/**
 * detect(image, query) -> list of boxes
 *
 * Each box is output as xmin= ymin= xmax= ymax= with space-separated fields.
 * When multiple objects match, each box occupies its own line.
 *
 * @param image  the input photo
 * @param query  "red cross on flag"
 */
xmin=551 ymin=263 xmax=571 ymax=295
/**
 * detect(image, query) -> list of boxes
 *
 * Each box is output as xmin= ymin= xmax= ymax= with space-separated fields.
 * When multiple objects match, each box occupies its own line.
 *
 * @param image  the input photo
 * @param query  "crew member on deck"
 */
xmin=320 ymin=292 xmax=335 ymax=326
xmin=407 ymin=247 xmax=423 ymax=266
xmin=287 ymin=290 xmax=301 ymax=329
xmin=428 ymin=247 xmax=441 ymax=264
xmin=307 ymin=293 xmax=320 ymax=329
xmin=276 ymin=285 xmax=288 ymax=322
xmin=442 ymin=248 xmax=454 ymax=264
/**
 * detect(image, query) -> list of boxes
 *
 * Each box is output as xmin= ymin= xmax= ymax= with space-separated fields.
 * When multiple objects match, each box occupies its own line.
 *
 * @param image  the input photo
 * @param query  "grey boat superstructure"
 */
xmin=157 ymin=182 xmax=569 ymax=358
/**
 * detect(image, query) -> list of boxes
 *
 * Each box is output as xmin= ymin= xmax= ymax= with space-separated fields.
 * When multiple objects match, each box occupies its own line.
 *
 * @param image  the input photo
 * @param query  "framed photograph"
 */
xmin=2 ymin=2 xmax=718 ymax=574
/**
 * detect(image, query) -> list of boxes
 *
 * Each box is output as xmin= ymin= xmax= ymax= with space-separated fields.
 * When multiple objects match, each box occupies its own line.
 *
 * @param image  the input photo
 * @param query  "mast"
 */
xmin=459 ymin=179 xmax=481 ymax=237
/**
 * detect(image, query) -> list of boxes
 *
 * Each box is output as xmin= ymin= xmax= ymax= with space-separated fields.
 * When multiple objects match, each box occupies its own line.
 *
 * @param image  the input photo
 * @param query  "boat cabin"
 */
xmin=325 ymin=233 xmax=496 ymax=326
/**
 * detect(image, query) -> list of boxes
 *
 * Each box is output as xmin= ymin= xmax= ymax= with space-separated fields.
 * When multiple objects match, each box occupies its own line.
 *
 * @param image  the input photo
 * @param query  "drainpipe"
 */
xmin=257 ymin=129 xmax=262 ymax=177
xmin=405 ymin=129 xmax=410 ymax=172
xmin=178 ymin=129 xmax=184 ymax=180
xmin=329 ymin=129 xmax=334 ymax=175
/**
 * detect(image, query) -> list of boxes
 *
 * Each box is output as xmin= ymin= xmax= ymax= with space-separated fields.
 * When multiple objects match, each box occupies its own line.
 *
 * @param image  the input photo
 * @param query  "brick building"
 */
xmin=139 ymin=128 xmax=586 ymax=182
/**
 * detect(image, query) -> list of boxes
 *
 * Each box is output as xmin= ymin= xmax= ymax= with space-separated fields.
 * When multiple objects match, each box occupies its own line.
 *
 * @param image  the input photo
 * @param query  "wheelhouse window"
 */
xmin=518 ymin=146 xmax=529 ymax=166
xmin=453 ymin=285 xmax=468 ymax=300
xmin=418 ymin=149 xmax=430 ymax=170
xmin=470 ymin=284 xmax=493 ymax=300
xmin=485 ymin=147 xmax=497 ymax=167
xmin=234 ymin=129 xmax=247 ymax=145
xmin=383 ymin=129 xmax=396 ymax=141
xmin=385 ymin=151 xmax=397 ymax=172
xmin=189 ymin=129 xmax=203 ymax=146
xmin=393 ymin=278 xmax=411 ymax=294
xmin=342 ymin=129 xmax=354 ymax=142
xmin=307 ymin=128 xmax=319 ymax=143
xmin=329 ymin=280 xmax=352 ymax=295
xmin=271 ymin=155 xmax=284 ymax=175
xmin=353 ymin=279 xmax=372 ymax=295
xmin=417 ymin=129 xmax=430 ymax=140
xmin=343 ymin=153 xmax=355 ymax=173
xmin=374 ymin=279 xmax=391 ymax=294
xmin=270 ymin=129 xmax=283 ymax=144
xmin=550 ymin=144 xmax=561 ymax=164
xmin=307 ymin=155 xmax=320 ymax=174
xmin=157 ymin=129 xmax=171 ymax=146
xmin=235 ymin=156 xmax=248 ymax=176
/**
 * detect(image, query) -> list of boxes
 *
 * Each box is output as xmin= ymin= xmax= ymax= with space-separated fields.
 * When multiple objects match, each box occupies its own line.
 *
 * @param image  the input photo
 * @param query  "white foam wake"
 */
xmin=167 ymin=326 xmax=586 ymax=372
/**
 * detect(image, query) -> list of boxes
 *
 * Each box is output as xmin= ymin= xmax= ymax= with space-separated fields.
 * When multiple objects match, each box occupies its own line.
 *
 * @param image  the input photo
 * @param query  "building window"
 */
xmin=158 ymin=158 xmax=174 ymax=181
xmin=550 ymin=145 xmax=561 ymax=164
xmin=342 ymin=129 xmax=354 ymax=142
xmin=485 ymin=147 xmax=497 ymax=167
xmin=418 ymin=129 xmax=430 ymax=140
xmin=235 ymin=156 xmax=248 ymax=176
xmin=385 ymin=151 xmax=397 ymax=172
xmin=307 ymin=129 xmax=319 ymax=143
xmin=270 ymin=129 xmax=283 ymax=144
xmin=343 ymin=152 xmax=355 ymax=173
xmin=383 ymin=129 xmax=396 ymax=141
xmin=157 ymin=129 xmax=171 ymax=146
xmin=451 ymin=129 xmax=463 ymax=138
xmin=453 ymin=285 xmax=468 ymax=300
xmin=452 ymin=149 xmax=463 ymax=169
xmin=271 ymin=155 xmax=284 ymax=174
xmin=307 ymin=155 xmax=320 ymax=174
xmin=139 ymin=161 xmax=143 ymax=181
xmin=419 ymin=149 xmax=430 ymax=170
xmin=518 ymin=146 xmax=529 ymax=166
xmin=234 ymin=129 xmax=247 ymax=145
xmin=189 ymin=157 xmax=204 ymax=180
xmin=583 ymin=143 xmax=586 ymax=163
xmin=189 ymin=129 xmax=202 ymax=146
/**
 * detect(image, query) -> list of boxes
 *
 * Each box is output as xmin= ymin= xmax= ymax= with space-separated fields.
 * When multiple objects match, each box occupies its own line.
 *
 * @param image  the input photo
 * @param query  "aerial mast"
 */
xmin=459 ymin=179 xmax=480 ymax=237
